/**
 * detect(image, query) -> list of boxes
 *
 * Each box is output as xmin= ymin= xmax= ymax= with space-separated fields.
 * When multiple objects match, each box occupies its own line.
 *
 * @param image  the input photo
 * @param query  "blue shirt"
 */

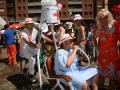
xmin=4 ymin=29 xmax=16 ymax=45
xmin=54 ymin=49 xmax=79 ymax=75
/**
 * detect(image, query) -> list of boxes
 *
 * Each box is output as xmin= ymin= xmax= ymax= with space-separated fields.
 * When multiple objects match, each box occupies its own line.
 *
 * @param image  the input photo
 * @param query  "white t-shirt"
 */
xmin=19 ymin=28 xmax=38 ymax=57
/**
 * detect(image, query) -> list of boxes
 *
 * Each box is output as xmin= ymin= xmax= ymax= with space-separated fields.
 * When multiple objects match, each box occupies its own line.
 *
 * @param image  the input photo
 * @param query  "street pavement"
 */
xmin=0 ymin=60 xmax=22 ymax=90
xmin=0 ymin=48 xmax=50 ymax=90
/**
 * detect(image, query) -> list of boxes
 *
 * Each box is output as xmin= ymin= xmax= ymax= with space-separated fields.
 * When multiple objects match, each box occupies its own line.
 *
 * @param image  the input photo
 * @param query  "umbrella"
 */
xmin=8 ymin=23 xmax=23 ymax=29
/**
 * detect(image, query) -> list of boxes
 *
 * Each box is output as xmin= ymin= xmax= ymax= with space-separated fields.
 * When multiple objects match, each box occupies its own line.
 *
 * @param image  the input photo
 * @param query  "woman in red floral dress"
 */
xmin=96 ymin=9 xmax=120 ymax=88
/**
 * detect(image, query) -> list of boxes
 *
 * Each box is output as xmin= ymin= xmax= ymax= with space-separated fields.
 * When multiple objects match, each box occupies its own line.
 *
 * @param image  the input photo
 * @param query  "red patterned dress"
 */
xmin=114 ymin=21 xmax=120 ymax=71
xmin=98 ymin=21 xmax=120 ymax=78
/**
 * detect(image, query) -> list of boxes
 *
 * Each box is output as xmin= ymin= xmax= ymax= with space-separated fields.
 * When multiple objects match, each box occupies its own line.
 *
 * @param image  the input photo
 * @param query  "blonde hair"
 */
xmin=96 ymin=9 xmax=114 ymax=29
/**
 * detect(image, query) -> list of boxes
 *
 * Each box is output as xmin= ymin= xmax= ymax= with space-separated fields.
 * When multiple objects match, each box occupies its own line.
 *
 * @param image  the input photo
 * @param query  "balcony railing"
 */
xmin=68 ymin=1 xmax=82 ymax=4
xmin=69 ymin=8 xmax=82 ymax=12
xmin=28 ymin=2 xmax=41 ymax=6
xmin=28 ymin=10 xmax=42 ymax=13
xmin=0 ymin=1 xmax=4 ymax=4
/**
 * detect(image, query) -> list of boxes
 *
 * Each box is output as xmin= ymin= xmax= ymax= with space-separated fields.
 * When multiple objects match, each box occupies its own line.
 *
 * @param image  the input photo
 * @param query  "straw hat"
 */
xmin=22 ymin=18 xmax=34 ymax=24
xmin=73 ymin=14 xmax=83 ymax=20
xmin=59 ymin=33 xmax=74 ymax=45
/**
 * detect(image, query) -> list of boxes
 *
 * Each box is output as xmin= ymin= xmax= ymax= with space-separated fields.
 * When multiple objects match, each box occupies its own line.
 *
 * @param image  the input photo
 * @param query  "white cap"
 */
xmin=24 ymin=18 xmax=34 ymax=24
xmin=73 ymin=14 xmax=83 ymax=20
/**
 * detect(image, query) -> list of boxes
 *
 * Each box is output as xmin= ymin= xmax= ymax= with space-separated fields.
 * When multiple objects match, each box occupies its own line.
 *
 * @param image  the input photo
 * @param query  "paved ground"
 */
xmin=0 ymin=48 xmax=50 ymax=90
xmin=0 ymin=60 xmax=22 ymax=90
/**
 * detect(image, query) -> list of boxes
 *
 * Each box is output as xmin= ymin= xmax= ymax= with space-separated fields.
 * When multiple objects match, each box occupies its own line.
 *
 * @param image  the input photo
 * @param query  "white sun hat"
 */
xmin=73 ymin=14 xmax=83 ymax=20
xmin=25 ymin=18 xmax=34 ymax=23
xmin=59 ymin=33 xmax=74 ymax=45
xmin=23 ymin=18 xmax=34 ymax=24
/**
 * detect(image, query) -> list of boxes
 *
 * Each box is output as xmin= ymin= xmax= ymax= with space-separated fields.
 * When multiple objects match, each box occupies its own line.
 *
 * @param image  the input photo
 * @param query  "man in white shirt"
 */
xmin=20 ymin=18 xmax=54 ymax=83
xmin=20 ymin=18 xmax=41 ymax=83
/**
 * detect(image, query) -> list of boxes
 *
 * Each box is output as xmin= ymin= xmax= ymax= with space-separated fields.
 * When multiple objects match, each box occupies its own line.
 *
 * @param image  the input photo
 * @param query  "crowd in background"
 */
xmin=0 ymin=7 xmax=120 ymax=90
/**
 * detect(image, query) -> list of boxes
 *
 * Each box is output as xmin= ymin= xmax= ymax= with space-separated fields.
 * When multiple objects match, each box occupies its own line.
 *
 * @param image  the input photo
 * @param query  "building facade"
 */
xmin=15 ymin=0 xmax=28 ymax=21
xmin=0 ymin=0 xmax=7 ymax=20
xmin=0 ymin=0 xmax=112 ymax=22
xmin=27 ymin=0 xmax=108 ymax=21
xmin=57 ymin=0 xmax=95 ymax=20
xmin=82 ymin=0 xmax=94 ymax=19
xmin=28 ymin=0 xmax=41 ymax=21
xmin=0 ymin=0 xmax=28 ymax=22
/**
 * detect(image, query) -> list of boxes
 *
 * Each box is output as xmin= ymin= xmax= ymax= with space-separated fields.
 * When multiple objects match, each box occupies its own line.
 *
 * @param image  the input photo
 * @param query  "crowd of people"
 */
xmin=0 ymin=7 xmax=120 ymax=90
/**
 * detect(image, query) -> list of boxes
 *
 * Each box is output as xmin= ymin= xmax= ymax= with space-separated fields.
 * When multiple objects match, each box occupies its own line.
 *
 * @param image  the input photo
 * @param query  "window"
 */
xmin=18 ymin=7 xmax=21 ymax=10
xmin=84 ymin=4 xmax=87 ymax=8
xmin=18 ymin=0 xmax=21 ymax=2
xmin=88 ymin=4 xmax=92 ymax=9
xmin=62 ymin=4 xmax=66 ymax=8
xmin=89 ymin=12 xmax=92 ymax=16
xmin=84 ymin=12 xmax=88 ymax=15
xmin=18 ymin=14 xmax=22 ymax=18
xmin=23 ymin=6 xmax=26 ymax=10
xmin=23 ymin=14 xmax=26 ymax=17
